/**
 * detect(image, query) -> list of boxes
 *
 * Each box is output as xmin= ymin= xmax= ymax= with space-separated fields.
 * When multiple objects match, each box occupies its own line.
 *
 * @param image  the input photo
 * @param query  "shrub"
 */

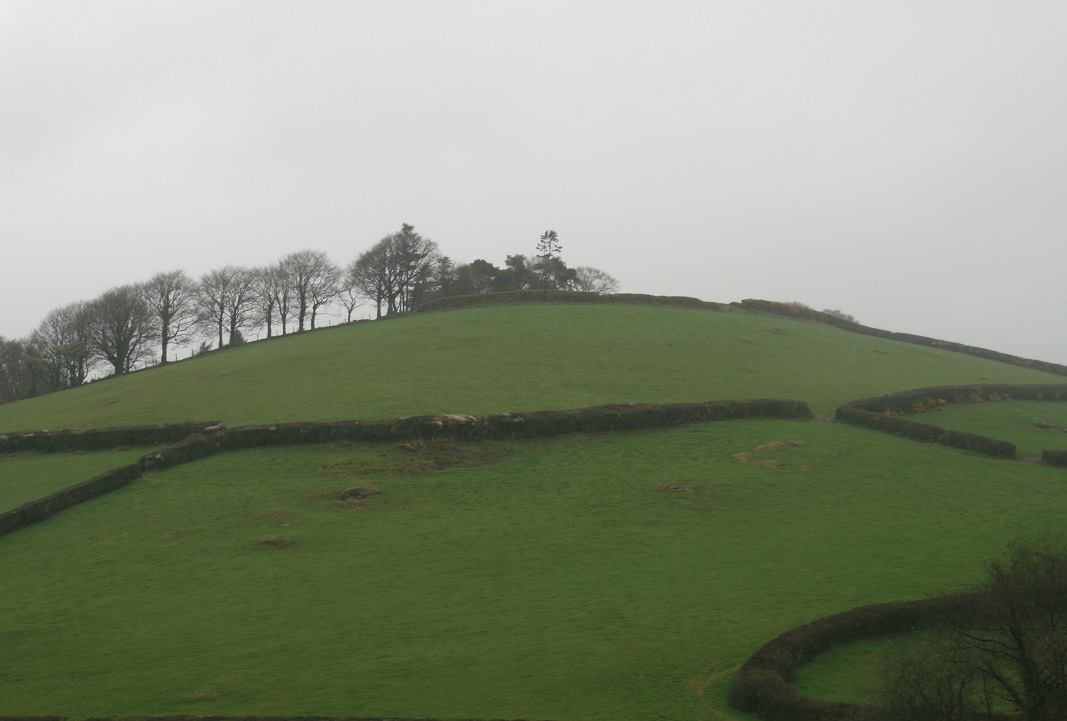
xmin=728 ymin=595 xmax=977 ymax=721
xmin=1043 ymin=449 xmax=1067 ymax=468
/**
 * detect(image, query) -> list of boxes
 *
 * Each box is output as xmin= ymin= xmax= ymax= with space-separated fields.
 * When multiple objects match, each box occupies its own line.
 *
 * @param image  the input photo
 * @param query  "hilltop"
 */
xmin=2 ymin=295 xmax=1067 ymax=721
xmin=0 ymin=299 xmax=1061 ymax=431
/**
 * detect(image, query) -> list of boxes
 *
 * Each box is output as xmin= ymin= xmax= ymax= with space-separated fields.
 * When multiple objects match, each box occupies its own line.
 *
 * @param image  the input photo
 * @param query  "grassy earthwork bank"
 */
xmin=2 ymin=298 xmax=1067 ymax=721
xmin=903 ymin=400 xmax=1067 ymax=458
xmin=0 ymin=447 xmax=160 ymax=511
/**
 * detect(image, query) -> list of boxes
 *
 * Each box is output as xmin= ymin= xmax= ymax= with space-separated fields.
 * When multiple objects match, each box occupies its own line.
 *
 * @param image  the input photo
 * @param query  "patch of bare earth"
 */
xmin=732 ymin=440 xmax=811 ymax=471
xmin=261 ymin=536 xmax=293 ymax=548
xmin=337 ymin=485 xmax=380 ymax=511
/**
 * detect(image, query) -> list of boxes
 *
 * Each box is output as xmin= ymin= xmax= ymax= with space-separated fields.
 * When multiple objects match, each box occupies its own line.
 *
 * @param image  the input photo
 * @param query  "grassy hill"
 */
xmin=0 ymin=302 xmax=1061 ymax=430
xmin=2 ymin=299 xmax=1066 ymax=721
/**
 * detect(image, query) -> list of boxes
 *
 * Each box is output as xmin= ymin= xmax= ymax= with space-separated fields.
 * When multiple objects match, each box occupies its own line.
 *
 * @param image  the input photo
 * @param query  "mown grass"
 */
xmin=0 ymin=447 xmax=158 ymax=511
xmin=910 ymin=400 xmax=1067 ymax=458
xmin=0 ymin=304 xmax=1062 ymax=431
xmin=3 ymin=421 xmax=1066 ymax=721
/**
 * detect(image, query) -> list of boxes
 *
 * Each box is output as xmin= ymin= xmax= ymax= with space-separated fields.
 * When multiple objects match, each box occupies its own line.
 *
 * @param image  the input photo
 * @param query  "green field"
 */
xmin=1 ymin=300 xmax=1065 ymax=721
xmin=0 ymin=304 xmax=1061 ymax=431
xmin=909 ymin=400 xmax=1067 ymax=458
xmin=0 ymin=447 xmax=159 ymax=510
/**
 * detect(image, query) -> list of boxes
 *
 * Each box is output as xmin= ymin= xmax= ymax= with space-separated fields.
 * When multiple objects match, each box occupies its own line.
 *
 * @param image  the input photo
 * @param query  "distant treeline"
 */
xmin=0 ymin=226 xmax=618 ymax=403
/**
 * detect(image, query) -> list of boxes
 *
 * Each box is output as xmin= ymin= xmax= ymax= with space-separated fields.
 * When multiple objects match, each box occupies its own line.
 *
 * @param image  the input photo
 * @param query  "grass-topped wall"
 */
xmin=727 ymin=594 xmax=1004 ymax=721
xmin=835 ymin=384 xmax=1067 ymax=460
xmin=0 ymin=433 xmax=227 ymax=537
xmin=0 ymin=463 xmax=142 ymax=536
xmin=221 ymin=399 xmax=813 ymax=449
xmin=835 ymin=406 xmax=1017 ymax=458
xmin=0 ymin=399 xmax=812 ymax=538
xmin=0 ymin=421 xmax=224 ymax=453
xmin=1042 ymin=449 xmax=1067 ymax=468
xmin=843 ymin=383 xmax=1067 ymax=414
xmin=416 ymin=289 xmax=727 ymax=312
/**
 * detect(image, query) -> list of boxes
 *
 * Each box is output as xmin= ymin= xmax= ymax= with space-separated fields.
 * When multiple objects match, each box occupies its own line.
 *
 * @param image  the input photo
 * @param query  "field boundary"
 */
xmin=738 ymin=298 xmax=1067 ymax=377
xmin=726 ymin=594 xmax=1012 ymax=721
xmin=416 ymin=288 xmax=728 ymax=312
xmin=835 ymin=383 xmax=1067 ymax=459
xmin=0 ymin=399 xmax=813 ymax=539
xmin=0 ymin=421 xmax=224 ymax=453
xmin=419 ymin=293 xmax=1067 ymax=378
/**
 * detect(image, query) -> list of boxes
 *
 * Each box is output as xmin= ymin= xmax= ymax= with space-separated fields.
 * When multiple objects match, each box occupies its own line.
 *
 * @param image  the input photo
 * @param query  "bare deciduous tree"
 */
xmin=144 ymin=269 xmax=198 ymax=363
xmin=251 ymin=266 xmax=283 ymax=338
xmin=0 ymin=336 xmax=36 ymax=401
xmin=89 ymin=284 xmax=158 ymax=375
xmin=278 ymin=250 xmax=340 ymax=332
xmin=224 ymin=267 xmax=257 ymax=344
xmin=30 ymin=301 xmax=97 ymax=389
xmin=346 ymin=225 xmax=438 ymax=317
xmin=308 ymin=257 xmax=341 ymax=330
xmin=335 ymin=270 xmax=365 ymax=323
xmin=198 ymin=265 xmax=255 ymax=349
xmin=573 ymin=266 xmax=620 ymax=294
xmin=347 ymin=243 xmax=390 ymax=319
xmin=875 ymin=534 xmax=1067 ymax=721
xmin=822 ymin=308 xmax=858 ymax=323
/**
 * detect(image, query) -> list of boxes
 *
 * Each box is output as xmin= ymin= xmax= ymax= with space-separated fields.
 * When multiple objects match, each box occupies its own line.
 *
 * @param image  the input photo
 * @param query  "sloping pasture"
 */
xmin=0 ymin=447 xmax=158 ymax=510
xmin=0 ymin=303 xmax=1062 ymax=431
xmin=3 ymin=420 xmax=1065 ymax=721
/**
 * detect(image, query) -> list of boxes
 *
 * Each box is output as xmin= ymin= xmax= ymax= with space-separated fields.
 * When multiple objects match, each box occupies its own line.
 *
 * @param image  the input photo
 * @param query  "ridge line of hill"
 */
xmin=418 ymin=291 xmax=1067 ymax=377
xmin=736 ymin=298 xmax=1067 ymax=377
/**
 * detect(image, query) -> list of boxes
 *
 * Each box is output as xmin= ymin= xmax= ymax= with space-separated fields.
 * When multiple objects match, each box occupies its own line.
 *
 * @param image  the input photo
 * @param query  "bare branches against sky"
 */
xmin=2 ymin=1 xmax=1065 ymax=360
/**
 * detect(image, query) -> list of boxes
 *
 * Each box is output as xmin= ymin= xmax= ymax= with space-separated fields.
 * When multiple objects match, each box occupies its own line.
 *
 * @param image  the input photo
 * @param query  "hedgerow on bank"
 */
xmin=835 ymin=384 xmax=1067 ymax=460
xmin=726 ymin=594 xmax=1001 ymax=721
xmin=0 ymin=399 xmax=813 ymax=538
xmin=738 ymin=299 xmax=1067 ymax=378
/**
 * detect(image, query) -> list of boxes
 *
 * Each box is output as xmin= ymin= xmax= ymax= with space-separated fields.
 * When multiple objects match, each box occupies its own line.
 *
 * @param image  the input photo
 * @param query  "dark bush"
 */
xmin=1043 ymin=449 xmax=1067 ymax=468
xmin=940 ymin=429 xmax=1015 ymax=458
xmin=728 ymin=595 xmax=978 ymax=721
xmin=416 ymin=289 xmax=726 ymax=313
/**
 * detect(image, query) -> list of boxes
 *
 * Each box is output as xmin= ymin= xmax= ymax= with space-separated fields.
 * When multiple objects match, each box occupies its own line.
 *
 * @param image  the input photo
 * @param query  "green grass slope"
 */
xmin=0 ymin=303 xmax=1062 ymax=431
xmin=3 ymin=423 xmax=1066 ymax=721
xmin=908 ymin=400 xmax=1067 ymax=458
xmin=3 ymin=300 xmax=1067 ymax=721
xmin=0 ymin=447 xmax=156 ymax=510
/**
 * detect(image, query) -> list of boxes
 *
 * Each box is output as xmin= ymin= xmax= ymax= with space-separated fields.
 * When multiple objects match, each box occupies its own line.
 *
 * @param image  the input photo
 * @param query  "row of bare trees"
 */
xmin=0 ymin=226 xmax=618 ymax=402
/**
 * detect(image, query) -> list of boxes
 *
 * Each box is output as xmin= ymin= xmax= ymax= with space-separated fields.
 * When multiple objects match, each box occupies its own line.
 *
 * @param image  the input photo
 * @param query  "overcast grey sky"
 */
xmin=2 ymin=1 xmax=1065 ymax=362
